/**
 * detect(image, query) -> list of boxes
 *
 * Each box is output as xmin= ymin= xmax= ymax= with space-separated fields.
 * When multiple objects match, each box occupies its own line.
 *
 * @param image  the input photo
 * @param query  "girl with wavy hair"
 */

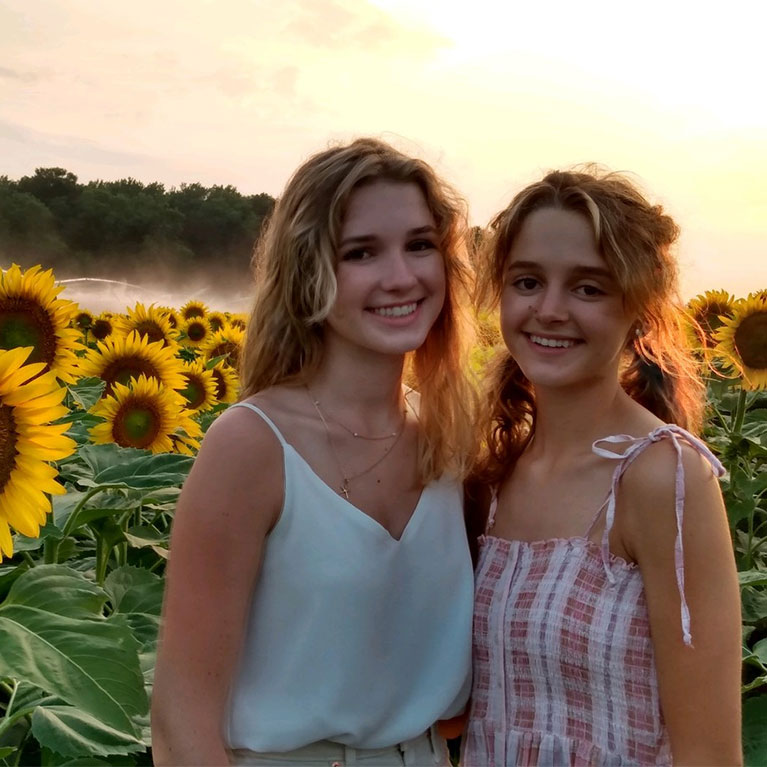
xmin=462 ymin=167 xmax=741 ymax=765
xmin=152 ymin=138 xmax=476 ymax=766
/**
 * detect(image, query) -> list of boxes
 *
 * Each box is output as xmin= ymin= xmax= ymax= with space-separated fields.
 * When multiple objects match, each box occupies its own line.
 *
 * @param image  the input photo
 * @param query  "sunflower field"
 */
xmin=0 ymin=265 xmax=766 ymax=765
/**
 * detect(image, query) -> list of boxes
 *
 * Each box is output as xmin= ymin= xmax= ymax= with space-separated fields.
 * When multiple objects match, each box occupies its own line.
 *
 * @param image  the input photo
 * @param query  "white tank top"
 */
xmin=225 ymin=403 xmax=473 ymax=752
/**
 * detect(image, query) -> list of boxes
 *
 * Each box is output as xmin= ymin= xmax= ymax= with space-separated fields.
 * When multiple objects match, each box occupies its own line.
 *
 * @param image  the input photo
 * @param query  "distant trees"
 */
xmin=0 ymin=168 xmax=275 ymax=287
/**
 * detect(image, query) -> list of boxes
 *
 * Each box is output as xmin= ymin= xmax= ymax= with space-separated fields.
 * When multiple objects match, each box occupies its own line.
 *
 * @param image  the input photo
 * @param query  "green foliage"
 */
xmin=0 ymin=168 xmax=275 ymax=287
xmin=703 ymin=379 xmax=767 ymax=753
xmin=0 ymin=440 xmax=186 ymax=764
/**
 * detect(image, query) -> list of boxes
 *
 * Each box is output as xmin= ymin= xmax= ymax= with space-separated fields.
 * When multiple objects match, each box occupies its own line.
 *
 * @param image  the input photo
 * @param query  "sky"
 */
xmin=1 ymin=0 xmax=765 ymax=301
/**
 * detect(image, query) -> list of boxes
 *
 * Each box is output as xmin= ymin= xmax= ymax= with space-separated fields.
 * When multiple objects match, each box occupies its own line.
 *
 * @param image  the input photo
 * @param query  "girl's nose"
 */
xmin=380 ymin=250 xmax=418 ymax=291
xmin=534 ymin=286 xmax=569 ymax=323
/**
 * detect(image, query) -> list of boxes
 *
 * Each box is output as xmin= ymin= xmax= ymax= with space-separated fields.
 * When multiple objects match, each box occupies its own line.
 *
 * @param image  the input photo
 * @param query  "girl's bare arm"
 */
xmin=623 ymin=441 xmax=742 ymax=766
xmin=151 ymin=408 xmax=283 ymax=766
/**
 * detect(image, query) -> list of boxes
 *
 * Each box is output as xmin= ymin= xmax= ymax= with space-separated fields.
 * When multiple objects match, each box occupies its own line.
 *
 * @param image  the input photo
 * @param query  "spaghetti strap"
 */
xmin=486 ymin=490 xmax=499 ymax=532
xmin=230 ymin=402 xmax=288 ymax=447
xmin=591 ymin=424 xmax=725 ymax=647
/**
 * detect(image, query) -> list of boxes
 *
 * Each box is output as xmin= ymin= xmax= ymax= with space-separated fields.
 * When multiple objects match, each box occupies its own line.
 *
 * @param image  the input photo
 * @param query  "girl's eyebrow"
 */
xmin=507 ymin=259 xmax=614 ymax=280
xmin=340 ymin=225 xmax=437 ymax=248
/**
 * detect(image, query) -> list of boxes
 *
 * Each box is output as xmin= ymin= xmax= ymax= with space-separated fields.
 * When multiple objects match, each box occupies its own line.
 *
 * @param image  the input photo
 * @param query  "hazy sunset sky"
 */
xmin=2 ymin=0 xmax=765 ymax=299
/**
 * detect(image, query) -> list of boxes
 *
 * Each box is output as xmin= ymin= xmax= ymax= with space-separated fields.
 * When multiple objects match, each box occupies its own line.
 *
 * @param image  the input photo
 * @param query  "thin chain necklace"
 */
xmin=308 ymin=392 xmax=405 ymax=440
xmin=307 ymin=387 xmax=407 ymax=500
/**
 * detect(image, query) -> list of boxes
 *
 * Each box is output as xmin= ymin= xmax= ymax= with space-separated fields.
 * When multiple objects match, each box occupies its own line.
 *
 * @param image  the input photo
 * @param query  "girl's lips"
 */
xmin=525 ymin=332 xmax=583 ymax=351
xmin=369 ymin=300 xmax=420 ymax=318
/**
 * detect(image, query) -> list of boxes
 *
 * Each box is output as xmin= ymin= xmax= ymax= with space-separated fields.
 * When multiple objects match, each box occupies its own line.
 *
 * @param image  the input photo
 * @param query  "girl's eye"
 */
xmin=511 ymin=276 xmax=540 ymax=292
xmin=408 ymin=238 xmax=437 ymax=252
xmin=575 ymin=284 xmax=604 ymax=297
xmin=341 ymin=247 xmax=373 ymax=262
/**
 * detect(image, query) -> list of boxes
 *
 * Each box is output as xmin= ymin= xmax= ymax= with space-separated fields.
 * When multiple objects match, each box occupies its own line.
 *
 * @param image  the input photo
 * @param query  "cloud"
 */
xmin=280 ymin=0 xmax=447 ymax=53
xmin=0 ymin=66 xmax=39 ymax=83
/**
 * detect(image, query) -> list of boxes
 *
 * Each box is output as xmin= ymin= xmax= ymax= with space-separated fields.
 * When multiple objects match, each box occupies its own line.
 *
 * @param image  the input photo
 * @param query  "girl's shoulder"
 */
xmin=615 ymin=425 xmax=723 ymax=499
xmin=612 ymin=426 xmax=725 ymax=562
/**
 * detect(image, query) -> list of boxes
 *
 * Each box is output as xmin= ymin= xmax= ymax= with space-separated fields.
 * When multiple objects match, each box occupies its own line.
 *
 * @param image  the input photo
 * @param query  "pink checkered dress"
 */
xmin=462 ymin=425 xmax=724 ymax=767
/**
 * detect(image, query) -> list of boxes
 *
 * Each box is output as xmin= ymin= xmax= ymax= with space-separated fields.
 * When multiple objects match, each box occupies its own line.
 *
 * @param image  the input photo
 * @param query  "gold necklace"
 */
xmin=307 ymin=388 xmax=407 ymax=500
xmin=308 ymin=392 xmax=405 ymax=440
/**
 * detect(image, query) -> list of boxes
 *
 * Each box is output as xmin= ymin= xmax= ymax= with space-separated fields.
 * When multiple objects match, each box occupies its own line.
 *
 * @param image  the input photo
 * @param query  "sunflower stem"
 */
xmin=42 ymin=537 xmax=59 ymax=565
xmin=61 ymin=484 xmax=126 ymax=538
xmin=2 ymin=680 xmax=17 ymax=716
xmin=20 ymin=552 xmax=35 ymax=568
xmin=732 ymin=389 xmax=747 ymax=435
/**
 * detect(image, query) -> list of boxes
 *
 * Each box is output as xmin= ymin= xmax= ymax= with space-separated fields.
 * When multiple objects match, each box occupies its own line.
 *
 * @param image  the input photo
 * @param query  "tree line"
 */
xmin=0 ymin=168 xmax=276 ymax=286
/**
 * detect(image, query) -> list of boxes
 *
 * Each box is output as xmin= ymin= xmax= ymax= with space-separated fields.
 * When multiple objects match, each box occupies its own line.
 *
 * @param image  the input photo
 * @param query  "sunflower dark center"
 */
xmin=187 ymin=322 xmax=207 ymax=343
xmin=208 ymin=316 xmax=224 ymax=332
xmin=180 ymin=373 xmax=205 ymax=409
xmin=0 ymin=404 xmax=17 ymax=491
xmin=0 ymin=298 xmax=57 ymax=367
xmin=91 ymin=319 xmax=113 ymax=341
xmin=211 ymin=369 xmax=227 ymax=399
xmin=113 ymin=399 xmax=161 ymax=449
xmin=184 ymin=307 xmax=205 ymax=319
xmin=75 ymin=312 xmax=93 ymax=329
xmin=134 ymin=320 xmax=167 ymax=345
xmin=734 ymin=311 xmax=767 ymax=370
xmin=101 ymin=357 xmax=159 ymax=394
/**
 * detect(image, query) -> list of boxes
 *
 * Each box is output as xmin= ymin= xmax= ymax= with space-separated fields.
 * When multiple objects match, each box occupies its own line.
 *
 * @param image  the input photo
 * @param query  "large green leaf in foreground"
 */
xmin=30 ymin=706 xmax=144 ymax=758
xmin=0 ymin=567 xmax=147 ymax=735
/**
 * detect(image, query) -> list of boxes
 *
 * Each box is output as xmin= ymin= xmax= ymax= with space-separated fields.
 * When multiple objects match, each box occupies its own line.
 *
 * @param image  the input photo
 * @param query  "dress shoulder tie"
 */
xmin=591 ymin=424 xmax=725 ymax=647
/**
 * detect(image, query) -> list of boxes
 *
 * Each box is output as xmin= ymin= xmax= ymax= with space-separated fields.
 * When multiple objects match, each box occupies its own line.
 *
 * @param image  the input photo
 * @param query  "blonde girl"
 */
xmin=463 ymin=167 xmax=741 ymax=766
xmin=152 ymin=138 xmax=476 ymax=766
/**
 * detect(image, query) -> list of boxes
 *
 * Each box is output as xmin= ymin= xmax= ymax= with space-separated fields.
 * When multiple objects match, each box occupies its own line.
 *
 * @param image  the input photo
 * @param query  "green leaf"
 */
xmin=728 ymin=498 xmax=757 ymax=526
xmin=77 ymin=444 xmax=138 ymax=477
xmin=67 ymin=377 xmax=106 ymax=411
xmin=740 ymin=570 xmax=767 ymax=588
xmin=744 ymin=695 xmax=767 ymax=766
xmin=754 ymin=638 xmax=767 ymax=667
xmin=5 ymin=680 xmax=59 ymax=716
xmin=30 ymin=705 xmax=144 ymax=758
xmin=742 ymin=587 xmax=767 ymax=624
xmin=0 ymin=605 xmax=146 ymax=733
xmin=0 ymin=747 xmax=16 ymax=759
xmin=79 ymin=448 xmax=193 ymax=490
xmin=2 ymin=566 xmax=106 ymax=619
xmin=104 ymin=566 xmax=164 ymax=616
xmin=53 ymin=490 xmax=134 ymax=533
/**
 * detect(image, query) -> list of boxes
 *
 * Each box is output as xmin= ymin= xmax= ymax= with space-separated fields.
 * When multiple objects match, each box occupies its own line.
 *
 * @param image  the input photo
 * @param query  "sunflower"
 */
xmin=713 ymin=296 xmax=767 ymax=390
xmin=203 ymin=324 xmax=245 ymax=370
xmin=178 ymin=316 xmax=213 ymax=348
xmin=180 ymin=300 xmax=208 ymax=320
xmin=207 ymin=311 xmax=226 ymax=332
xmin=113 ymin=302 xmax=178 ymax=347
xmin=73 ymin=309 xmax=94 ymax=331
xmin=158 ymin=307 xmax=179 ymax=329
xmin=228 ymin=313 xmax=248 ymax=330
xmin=91 ymin=313 xmax=115 ymax=342
xmin=178 ymin=360 xmax=218 ymax=413
xmin=685 ymin=290 xmax=735 ymax=349
xmin=169 ymin=417 xmax=203 ymax=455
xmin=78 ymin=330 xmax=186 ymax=395
xmin=89 ymin=375 xmax=196 ymax=454
xmin=0 ymin=264 xmax=83 ymax=383
xmin=210 ymin=362 xmax=239 ymax=404
xmin=0 ymin=346 xmax=76 ymax=558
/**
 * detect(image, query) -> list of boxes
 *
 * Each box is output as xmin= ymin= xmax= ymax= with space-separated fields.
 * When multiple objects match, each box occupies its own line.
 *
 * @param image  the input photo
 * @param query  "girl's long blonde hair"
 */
xmin=474 ymin=166 xmax=705 ymax=485
xmin=240 ymin=137 xmax=476 ymax=481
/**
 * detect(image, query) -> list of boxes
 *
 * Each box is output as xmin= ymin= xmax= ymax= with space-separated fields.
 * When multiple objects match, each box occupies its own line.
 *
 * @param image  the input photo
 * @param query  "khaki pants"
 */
xmin=228 ymin=727 xmax=450 ymax=766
